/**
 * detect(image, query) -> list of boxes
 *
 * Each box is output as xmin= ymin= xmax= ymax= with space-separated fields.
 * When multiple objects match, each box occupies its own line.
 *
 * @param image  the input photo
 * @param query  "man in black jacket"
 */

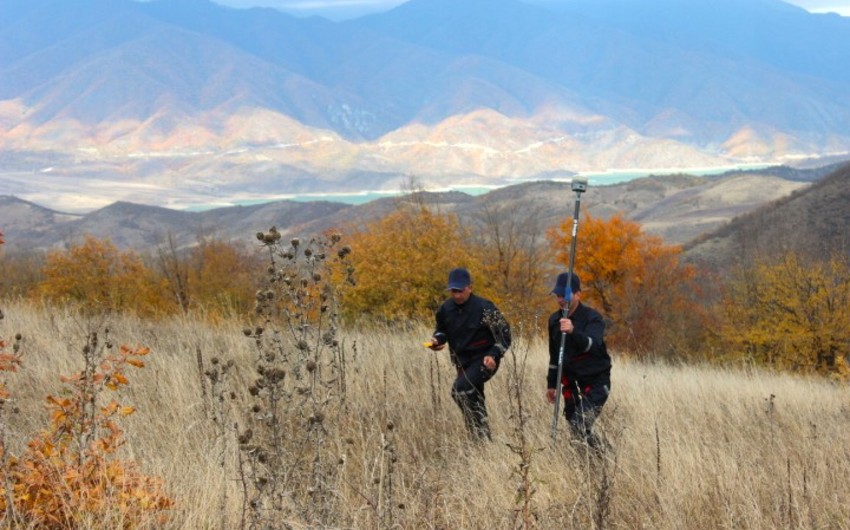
xmin=547 ymin=272 xmax=611 ymax=450
xmin=428 ymin=268 xmax=511 ymax=441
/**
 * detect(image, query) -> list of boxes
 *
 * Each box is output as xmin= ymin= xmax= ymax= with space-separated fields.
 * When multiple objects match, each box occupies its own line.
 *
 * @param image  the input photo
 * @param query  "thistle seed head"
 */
xmin=266 ymin=368 xmax=286 ymax=383
xmin=238 ymin=429 xmax=253 ymax=444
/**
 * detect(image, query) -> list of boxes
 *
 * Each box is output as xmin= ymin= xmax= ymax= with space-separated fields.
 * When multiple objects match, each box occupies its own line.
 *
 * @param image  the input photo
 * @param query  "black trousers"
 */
xmin=562 ymin=378 xmax=611 ymax=448
xmin=451 ymin=357 xmax=498 ymax=440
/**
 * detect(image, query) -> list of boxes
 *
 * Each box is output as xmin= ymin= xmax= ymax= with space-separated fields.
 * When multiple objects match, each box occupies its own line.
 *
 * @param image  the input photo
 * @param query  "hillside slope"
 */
xmin=684 ymin=162 xmax=850 ymax=267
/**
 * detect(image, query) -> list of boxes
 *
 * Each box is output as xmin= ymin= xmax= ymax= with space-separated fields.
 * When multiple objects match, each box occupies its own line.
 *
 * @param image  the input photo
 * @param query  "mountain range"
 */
xmin=2 ymin=0 xmax=850 ymax=211
xmin=4 ymin=163 xmax=846 ymax=268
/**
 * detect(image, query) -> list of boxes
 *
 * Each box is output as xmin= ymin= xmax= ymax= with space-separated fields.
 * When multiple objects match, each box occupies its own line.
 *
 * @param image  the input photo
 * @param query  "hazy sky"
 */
xmin=213 ymin=0 xmax=850 ymax=19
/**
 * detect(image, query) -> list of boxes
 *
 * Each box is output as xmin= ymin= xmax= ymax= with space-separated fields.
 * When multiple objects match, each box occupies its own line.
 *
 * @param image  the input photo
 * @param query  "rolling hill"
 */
xmin=3 ymin=165 xmax=842 ymax=258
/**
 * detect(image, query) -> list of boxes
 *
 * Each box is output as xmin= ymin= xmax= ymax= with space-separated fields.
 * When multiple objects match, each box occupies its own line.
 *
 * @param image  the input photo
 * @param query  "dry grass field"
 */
xmin=2 ymin=300 xmax=849 ymax=529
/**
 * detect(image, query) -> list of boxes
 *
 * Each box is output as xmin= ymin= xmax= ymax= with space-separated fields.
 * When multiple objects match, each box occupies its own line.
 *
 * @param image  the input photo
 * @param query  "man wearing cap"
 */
xmin=428 ymin=267 xmax=511 ymax=441
xmin=547 ymin=272 xmax=611 ymax=450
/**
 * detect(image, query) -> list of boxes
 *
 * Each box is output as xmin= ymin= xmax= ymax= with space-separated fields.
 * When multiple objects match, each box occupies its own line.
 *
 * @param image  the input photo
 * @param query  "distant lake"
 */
xmin=577 ymin=163 xmax=773 ymax=186
xmin=187 ymin=164 xmax=772 ymax=211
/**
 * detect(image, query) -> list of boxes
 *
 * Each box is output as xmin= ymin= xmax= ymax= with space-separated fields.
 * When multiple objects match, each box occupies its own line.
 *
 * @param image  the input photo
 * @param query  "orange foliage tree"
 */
xmin=548 ymin=213 xmax=711 ymax=357
xmin=343 ymin=206 xmax=478 ymax=322
xmin=720 ymin=252 xmax=850 ymax=378
xmin=36 ymin=236 xmax=170 ymax=317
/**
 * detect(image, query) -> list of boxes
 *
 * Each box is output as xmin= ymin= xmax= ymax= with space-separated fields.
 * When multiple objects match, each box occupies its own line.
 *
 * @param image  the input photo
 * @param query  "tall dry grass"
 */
xmin=2 ymin=299 xmax=849 ymax=529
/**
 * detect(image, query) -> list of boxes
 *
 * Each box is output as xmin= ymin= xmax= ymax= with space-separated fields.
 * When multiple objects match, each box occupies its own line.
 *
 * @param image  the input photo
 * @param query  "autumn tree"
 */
xmin=344 ymin=206 xmax=477 ymax=322
xmin=469 ymin=200 xmax=554 ymax=328
xmin=185 ymin=238 xmax=262 ymax=320
xmin=719 ymin=252 xmax=850 ymax=378
xmin=0 ymin=249 xmax=45 ymax=299
xmin=548 ymin=213 xmax=711 ymax=357
xmin=156 ymin=233 xmax=191 ymax=314
xmin=155 ymin=234 xmax=265 ymax=319
xmin=36 ymin=235 xmax=171 ymax=317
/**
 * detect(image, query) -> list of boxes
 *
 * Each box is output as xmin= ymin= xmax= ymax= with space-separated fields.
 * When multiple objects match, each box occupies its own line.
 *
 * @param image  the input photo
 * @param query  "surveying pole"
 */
xmin=551 ymin=176 xmax=588 ymax=441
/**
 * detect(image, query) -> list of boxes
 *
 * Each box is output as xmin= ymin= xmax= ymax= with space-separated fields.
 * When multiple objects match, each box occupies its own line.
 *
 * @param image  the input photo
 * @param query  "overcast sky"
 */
xmin=213 ymin=0 xmax=850 ymax=19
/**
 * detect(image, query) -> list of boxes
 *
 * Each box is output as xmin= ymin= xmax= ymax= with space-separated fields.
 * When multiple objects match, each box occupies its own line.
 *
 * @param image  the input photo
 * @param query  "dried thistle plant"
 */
xmin=198 ymin=352 xmax=237 ymax=530
xmin=496 ymin=318 xmax=540 ymax=530
xmin=225 ymin=228 xmax=354 ymax=529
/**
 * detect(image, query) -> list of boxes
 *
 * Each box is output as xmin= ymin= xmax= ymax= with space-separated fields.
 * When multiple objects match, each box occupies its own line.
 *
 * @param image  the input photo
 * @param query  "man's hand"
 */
xmin=426 ymin=337 xmax=446 ymax=351
xmin=546 ymin=388 xmax=557 ymax=404
xmin=559 ymin=318 xmax=573 ymax=334
xmin=483 ymin=355 xmax=496 ymax=371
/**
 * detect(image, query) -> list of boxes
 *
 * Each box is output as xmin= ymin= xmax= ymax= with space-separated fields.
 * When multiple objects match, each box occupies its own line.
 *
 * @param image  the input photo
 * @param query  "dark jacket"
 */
xmin=434 ymin=293 xmax=511 ymax=368
xmin=547 ymin=302 xmax=611 ymax=387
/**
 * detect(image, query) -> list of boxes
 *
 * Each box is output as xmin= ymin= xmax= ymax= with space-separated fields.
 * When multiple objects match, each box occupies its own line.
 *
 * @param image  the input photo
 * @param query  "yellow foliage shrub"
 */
xmin=36 ymin=236 xmax=171 ymax=317
xmin=721 ymin=252 xmax=850 ymax=378
xmin=344 ymin=207 xmax=477 ymax=321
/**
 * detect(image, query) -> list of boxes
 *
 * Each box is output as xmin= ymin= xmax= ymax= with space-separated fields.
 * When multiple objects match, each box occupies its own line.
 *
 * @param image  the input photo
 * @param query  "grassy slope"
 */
xmin=2 ymin=300 xmax=849 ymax=529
